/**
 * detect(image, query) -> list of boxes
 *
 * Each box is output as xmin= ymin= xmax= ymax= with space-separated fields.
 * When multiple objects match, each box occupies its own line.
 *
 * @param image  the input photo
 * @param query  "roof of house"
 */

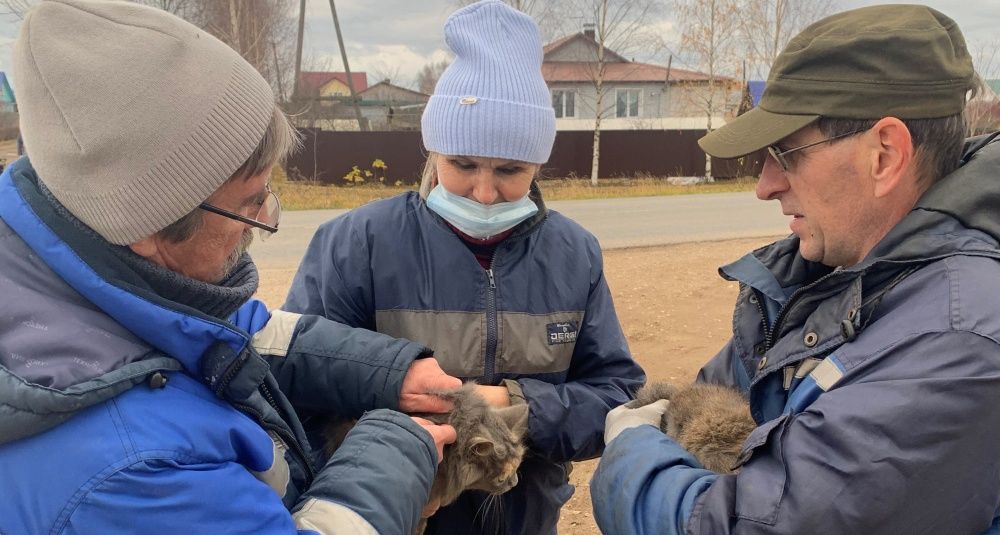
xmin=748 ymin=80 xmax=766 ymax=106
xmin=541 ymin=32 xmax=729 ymax=84
xmin=298 ymin=71 xmax=368 ymax=95
xmin=986 ymin=79 xmax=1000 ymax=96
xmin=358 ymin=81 xmax=429 ymax=101
xmin=542 ymin=61 xmax=718 ymax=83
xmin=0 ymin=73 xmax=13 ymax=105
xmin=543 ymin=32 xmax=628 ymax=63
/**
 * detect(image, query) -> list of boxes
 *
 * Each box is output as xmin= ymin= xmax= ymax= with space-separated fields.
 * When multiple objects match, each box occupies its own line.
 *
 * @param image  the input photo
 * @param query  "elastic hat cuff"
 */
xmin=698 ymin=108 xmax=819 ymax=159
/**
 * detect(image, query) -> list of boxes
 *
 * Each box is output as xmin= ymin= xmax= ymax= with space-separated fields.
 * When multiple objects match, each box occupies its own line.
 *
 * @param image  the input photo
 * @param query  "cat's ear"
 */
xmin=468 ymin=437 xmax=495 ymax=456
xmin=496 ymin=403 xmax=530 ymax=434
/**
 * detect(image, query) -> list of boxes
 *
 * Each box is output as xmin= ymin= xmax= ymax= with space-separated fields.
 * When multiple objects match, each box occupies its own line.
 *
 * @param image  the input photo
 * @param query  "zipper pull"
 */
xmin=487 ymin=268 xmax=496 ymax=289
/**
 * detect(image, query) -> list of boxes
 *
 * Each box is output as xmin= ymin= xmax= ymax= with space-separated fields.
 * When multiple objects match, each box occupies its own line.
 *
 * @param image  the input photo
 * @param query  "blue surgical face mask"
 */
xmin=425 ymin=184 xmax=539 ymax=239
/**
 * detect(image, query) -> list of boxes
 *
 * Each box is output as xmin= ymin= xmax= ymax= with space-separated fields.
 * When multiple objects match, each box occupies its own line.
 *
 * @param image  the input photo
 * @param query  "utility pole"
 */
xmin=292 ymin=0 xmax=306 ymax=101
xmin=271 ymin=40 xmax=286 ymax=104
xmin=328 ymin=0 xmax=367 ymax=131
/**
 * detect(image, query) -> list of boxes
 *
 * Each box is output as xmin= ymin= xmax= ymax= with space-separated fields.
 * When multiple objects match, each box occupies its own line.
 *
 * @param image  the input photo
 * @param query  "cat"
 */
xmin=629 ymin=382 xmax=756 ymax=473
xmin=324 ymin=383 xmax=529 ymax=534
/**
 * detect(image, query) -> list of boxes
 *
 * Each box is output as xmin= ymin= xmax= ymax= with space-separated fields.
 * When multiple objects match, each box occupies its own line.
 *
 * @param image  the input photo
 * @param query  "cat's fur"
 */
xmin=630 ymin=382 xmax=756 ymax=473
xmin=324 ymin=384 xmax=529 ymax=532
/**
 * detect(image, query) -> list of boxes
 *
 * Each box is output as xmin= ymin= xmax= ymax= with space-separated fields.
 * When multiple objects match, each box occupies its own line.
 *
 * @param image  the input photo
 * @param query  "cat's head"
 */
xmin=431 ymin=386 xmax=530 ymax=505
xmin=456 ymin=402 xmax=529 ymax=495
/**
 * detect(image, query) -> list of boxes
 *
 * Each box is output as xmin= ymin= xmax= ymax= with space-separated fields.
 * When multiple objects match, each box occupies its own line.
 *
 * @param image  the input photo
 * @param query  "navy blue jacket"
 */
xmin=592 ymin=136 xmax=1000 ymax=534
xmin=0 ymin=159 xmax=438 ymax=535
xmin=284 ymin=189 xmax=646 ymax=534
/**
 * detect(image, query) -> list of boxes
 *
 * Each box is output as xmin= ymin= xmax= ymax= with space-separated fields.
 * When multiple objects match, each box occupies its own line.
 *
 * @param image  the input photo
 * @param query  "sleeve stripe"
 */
xmin=252 ymin=309 xmax=301 ymax=357
xmin=293 ymin=498 xmax=379 ymax=535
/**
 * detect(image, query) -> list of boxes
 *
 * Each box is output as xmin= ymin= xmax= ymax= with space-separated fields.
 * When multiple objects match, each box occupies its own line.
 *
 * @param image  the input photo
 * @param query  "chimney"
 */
xmin=583 ymin=22 xmax=595 ymax=40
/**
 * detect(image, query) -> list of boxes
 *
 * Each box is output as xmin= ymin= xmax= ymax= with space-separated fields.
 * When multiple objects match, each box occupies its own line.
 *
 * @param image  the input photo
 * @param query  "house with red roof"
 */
xmin=297 ymin=71 xmax=368 ymax=98
xmin=542 ymin=29 xmax=741 ymax=130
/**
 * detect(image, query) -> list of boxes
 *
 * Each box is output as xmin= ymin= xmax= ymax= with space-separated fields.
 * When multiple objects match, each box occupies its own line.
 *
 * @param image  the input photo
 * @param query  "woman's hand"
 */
xmin=473 ymin=384 xmax=511 ymax=407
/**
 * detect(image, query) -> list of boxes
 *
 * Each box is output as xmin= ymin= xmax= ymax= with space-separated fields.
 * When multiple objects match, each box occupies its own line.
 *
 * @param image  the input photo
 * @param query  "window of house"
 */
xmin=616 ymin=89 xmax=640 ymax=118
xmin=552 ymin=90 xmax=576 ymax=118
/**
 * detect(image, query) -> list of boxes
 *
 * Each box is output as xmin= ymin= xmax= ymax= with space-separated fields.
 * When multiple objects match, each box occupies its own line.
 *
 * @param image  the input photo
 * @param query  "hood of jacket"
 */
xmin=0 ymin=158 xmax=267 ymax=445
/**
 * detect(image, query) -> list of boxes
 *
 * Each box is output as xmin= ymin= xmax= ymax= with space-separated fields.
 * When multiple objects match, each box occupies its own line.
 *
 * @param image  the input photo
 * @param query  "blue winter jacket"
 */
xmin=284 ymin=187 xmax=646 ymax=534
xmin=0 ymin=158 xmax=439 ymax=535
xmin=592 ymin=135 xmax=1000 ymax=534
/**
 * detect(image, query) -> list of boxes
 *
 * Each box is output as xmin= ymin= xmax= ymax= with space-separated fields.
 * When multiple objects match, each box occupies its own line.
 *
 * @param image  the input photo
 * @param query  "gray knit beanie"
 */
xmin=421 ymin=0 xmax=556 ymax=164
xmin=12 ymin=0 xmax=275 ymax=245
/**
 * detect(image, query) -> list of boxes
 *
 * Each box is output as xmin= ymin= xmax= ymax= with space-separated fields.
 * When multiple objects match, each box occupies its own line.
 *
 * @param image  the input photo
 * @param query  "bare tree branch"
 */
xmin=676 ymin=0 xmax=743 ymax=180
xmin=740 ymin=0 xmax=836 ymax=80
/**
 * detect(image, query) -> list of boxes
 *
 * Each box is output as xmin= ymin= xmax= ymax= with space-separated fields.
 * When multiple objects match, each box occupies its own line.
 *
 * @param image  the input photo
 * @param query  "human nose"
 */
xmin=756 ymin=155 xmax=789 ymax=201
xmin=470 ymin=172 xmax=500 ymax=205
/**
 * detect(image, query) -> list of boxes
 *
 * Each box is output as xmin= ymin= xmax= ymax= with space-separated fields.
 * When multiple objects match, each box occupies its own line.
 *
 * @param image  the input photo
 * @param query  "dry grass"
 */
xmin=272 ymin=166 xmax=757 ymax=211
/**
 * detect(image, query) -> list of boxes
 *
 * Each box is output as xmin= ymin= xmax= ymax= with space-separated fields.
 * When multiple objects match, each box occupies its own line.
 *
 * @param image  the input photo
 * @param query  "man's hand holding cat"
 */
xmin=604 ymin=399 xmax=670 ymax=445
xmin=411 ymin=416 xmax=457 ymax=466
xmin=400 ymin=357 xmax=463 ymax=413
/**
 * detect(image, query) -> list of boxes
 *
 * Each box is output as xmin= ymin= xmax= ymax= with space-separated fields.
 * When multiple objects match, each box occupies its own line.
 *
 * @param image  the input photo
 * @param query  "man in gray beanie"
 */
xmin=592 ymin=4 xmax=1000 ymax=534
xmin=0 ymin=1 xmax=462 ymax=534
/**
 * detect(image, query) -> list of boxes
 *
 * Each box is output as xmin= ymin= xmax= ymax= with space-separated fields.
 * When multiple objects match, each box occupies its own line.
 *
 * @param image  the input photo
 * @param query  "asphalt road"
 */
xmin=249 ymin=191 xmax=790 ymax=270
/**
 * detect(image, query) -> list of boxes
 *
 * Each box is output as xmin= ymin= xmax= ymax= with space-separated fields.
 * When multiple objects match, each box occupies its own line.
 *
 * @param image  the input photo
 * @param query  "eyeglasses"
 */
xmin=199 ymin=183 xmax=281 ymax=240
xmin=767 ymin=129 xmax=866 ymax=172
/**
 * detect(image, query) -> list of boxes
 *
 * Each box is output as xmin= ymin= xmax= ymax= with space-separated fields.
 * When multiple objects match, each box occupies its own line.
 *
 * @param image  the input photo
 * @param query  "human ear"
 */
xmin=128 ymin=235 xmax=159 ymax=259
xmin=868 ymin=117 xmax=915 ymax=198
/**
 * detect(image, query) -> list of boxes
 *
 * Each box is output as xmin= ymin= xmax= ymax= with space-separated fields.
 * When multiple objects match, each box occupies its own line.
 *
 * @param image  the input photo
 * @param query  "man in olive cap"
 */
xmin=593 ymin=4 xmax=1000 ymax=533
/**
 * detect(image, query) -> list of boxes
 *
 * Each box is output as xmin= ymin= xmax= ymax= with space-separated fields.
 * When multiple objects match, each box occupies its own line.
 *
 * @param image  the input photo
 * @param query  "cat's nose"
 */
xmin=506 ymin=473 xmax=518 ymax=487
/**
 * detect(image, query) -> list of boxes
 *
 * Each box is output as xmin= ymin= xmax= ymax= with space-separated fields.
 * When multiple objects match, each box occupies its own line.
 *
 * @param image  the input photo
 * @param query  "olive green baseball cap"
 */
xmin=699 ymin=4 xmax=975 ymax=159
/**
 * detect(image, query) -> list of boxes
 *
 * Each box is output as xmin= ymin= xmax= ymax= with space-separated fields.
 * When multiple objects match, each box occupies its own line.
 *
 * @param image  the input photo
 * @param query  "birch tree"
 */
xmin=570 ymin=0 xmax=661 ymax=185
xmin=676 ymin=0 xmax=742 ymax=180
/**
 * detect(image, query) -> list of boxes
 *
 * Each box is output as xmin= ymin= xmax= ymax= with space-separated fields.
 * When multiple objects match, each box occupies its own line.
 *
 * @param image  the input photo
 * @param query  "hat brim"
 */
xmin=698 ymin=108 xmax=819 ymax=159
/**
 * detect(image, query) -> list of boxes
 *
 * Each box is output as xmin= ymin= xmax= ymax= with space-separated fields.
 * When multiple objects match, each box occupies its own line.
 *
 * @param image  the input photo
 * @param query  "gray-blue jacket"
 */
xmin=592 ymin=133 xmax=1000 ymax=534
xmin=284 ymin=188 xmax=646 ymax=534
xmin=0 ymin=158 xmax=438 ymax=535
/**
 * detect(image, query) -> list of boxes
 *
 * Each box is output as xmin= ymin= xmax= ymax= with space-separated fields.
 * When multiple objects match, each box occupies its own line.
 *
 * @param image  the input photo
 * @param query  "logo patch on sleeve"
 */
xmin=546 ymin=321 xmax=579 ymax=345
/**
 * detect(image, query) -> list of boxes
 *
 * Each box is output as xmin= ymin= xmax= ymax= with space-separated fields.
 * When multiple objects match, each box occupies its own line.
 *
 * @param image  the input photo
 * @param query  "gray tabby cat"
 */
xmin=630 ymin=382 xmax=756 ymax=473
xmin=324 ymin=384 xmax=529 ymax=534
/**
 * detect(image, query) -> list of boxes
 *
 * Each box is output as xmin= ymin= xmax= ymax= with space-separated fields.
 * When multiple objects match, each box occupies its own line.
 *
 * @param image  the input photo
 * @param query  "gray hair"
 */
xmin=817 ymin=113 xmax=966 ymax=187
xmin=158 ymin=106 xmax=301 ymax=243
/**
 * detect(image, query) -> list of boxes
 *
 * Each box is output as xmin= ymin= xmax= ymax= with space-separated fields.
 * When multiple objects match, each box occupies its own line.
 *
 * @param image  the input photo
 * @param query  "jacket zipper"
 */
xmin=484 ymin=261 xmax=498 ymax=384
xmin=234 ymin=395 xmax=316 ymax=485
xmin=260 ymin=381 xmax=316 ymax=482
xmin=749 ymin=286 xmax=772 ymax=350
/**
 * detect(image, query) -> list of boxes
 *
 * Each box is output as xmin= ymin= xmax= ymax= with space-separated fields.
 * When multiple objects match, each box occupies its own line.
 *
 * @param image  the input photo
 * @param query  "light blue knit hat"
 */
xmin=421 ymin=0 xmax=556 ymax=164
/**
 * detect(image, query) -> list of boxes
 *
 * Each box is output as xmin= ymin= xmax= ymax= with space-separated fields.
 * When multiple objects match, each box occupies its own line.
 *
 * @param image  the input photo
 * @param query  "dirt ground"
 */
xmin=253 ymin=235 xmax=780 ymax=535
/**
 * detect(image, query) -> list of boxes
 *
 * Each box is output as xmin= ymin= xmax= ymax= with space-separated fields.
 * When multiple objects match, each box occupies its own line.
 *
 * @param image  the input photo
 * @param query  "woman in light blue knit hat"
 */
xmin=284 ymin=1 xmax=645 ymax=533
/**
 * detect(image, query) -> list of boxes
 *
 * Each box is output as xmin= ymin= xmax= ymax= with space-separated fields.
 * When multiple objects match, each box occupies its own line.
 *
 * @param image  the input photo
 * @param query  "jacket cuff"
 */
xmin=502 ymin=378 xmax=527 ymax=406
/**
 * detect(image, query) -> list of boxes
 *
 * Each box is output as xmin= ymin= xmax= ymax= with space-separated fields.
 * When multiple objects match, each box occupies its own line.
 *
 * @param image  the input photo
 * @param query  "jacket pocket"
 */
xmin=733 ymin=413 xmax=790 ymax=525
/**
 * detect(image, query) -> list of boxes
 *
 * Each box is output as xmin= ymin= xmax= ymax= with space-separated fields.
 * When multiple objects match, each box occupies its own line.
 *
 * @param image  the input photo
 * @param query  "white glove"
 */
xmin=604 ymin=399 xmax=670 ymax=445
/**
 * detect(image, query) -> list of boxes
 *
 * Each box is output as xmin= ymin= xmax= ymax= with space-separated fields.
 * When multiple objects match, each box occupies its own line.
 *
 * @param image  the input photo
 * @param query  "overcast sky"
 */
xmin=0 ymin=0 xmax=997 ymax=90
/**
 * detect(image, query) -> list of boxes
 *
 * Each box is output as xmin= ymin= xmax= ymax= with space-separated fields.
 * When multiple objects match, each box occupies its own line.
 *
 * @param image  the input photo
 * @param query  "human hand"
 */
xmin=411 ymin=416 xmax=457 ymax=466
xmin=472 ymin=384 xmax=511 ymax=407
xmin=604 ymin=399 xmax=669 ymax=445
xmin=400 ymin=357 xmax=462 ymax=413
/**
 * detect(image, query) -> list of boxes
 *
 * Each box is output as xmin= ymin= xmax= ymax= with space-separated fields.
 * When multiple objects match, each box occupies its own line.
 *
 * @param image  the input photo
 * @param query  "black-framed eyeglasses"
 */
xmin=767 ymin=129 xmax=866 ymax=172
xmin=199 ymin=184 xmax=281 ymax=240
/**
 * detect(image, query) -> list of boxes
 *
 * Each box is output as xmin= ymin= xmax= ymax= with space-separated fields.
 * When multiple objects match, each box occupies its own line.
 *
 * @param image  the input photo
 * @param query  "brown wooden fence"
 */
xmin=286 ymin=128 xmax=762 ymax=185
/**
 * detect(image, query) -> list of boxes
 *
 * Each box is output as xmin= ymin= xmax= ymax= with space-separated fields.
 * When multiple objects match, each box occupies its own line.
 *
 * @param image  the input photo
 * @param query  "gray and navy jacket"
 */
xmin=0 ymin=158 xmax=439 ymax=535
xmin=284 ymin=188 xmax=646 ymax=534
xmin=592 ymin=134 xmax=1000 ymax=534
